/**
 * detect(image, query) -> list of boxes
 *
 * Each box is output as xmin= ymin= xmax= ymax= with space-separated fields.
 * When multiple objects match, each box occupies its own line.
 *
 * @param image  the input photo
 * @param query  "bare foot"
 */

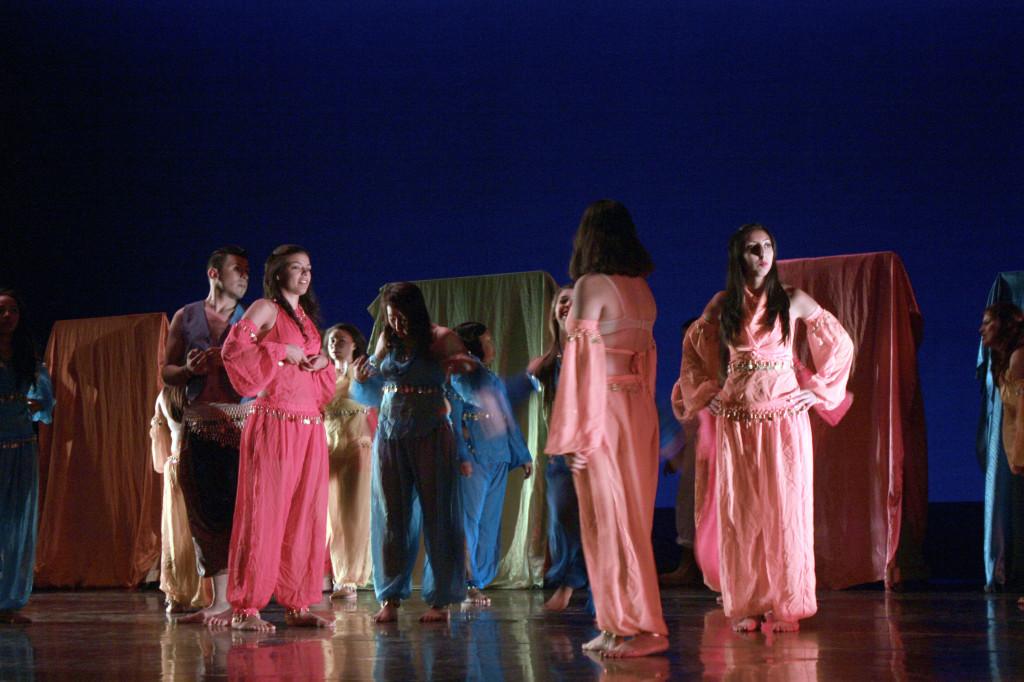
xmin=205 ymin=608 xmax=233 ymax=629
xmin=231 ymin=613 xmax=275 ymax=632
xmin=603 ymin=633 xmax=669 ymax=658
xmin=373 ymin=601 xmax=399 ymax=623
xmin=582 ymin=631 xmax=619 ymax=652
xmin=285 ymin=609 xmax=336 ymax=629
xmin=543 ymin=585 xmax=574 ymax=611
xmin=732 ymin=616 xmax=762 ymax=633
xmin=178 ymin=603 xmax=231 ymax=625
xmin=463 ymin=587 xmax=491 ymax=607
xmin=0 ymin=610 xmax=31 ymax=624
xmin=419 ymin=606 xmax=449 ymax=623
xmin=765 ymin=613 xmax=799 ymax=633
xmin=331 ymin=585 xmax=357 ymax=600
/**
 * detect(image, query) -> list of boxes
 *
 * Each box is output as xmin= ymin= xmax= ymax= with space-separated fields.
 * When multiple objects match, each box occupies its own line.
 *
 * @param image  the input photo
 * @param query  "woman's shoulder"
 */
xmin=702 ymin=291 xmax=726 ymax=320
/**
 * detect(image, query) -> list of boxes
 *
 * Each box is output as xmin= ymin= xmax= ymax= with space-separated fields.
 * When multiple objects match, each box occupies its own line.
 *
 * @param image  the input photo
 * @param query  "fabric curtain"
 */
xmin=977 ymin=271 xmax=1024 ymax=589
xmin=777 ymin=252 xmax=928 ymax=588
xmin=35 ymin=313 xmax=167 ymax=587
xmin=365 ymin=271 xmax=558 ymax=587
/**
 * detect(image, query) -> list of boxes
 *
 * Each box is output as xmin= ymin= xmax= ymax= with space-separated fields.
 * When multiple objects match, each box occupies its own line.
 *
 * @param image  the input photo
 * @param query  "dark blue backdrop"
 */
xmin=6 ymin=1 xmax=1022 ymax=503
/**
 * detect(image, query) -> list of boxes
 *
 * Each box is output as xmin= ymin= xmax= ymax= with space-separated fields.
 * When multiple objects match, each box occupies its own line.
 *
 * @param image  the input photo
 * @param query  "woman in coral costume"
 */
xmin=221 ymin=245 xmax=336 ymax=631
xmin=545 ymin=200 xmax=668 ymax=658
xmin=679 ymin=223 xmax=853 ymax=633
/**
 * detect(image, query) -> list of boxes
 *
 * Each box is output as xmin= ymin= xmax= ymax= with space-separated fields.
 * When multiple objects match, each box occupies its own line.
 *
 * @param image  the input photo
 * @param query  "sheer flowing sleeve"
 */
xmin=445 ymin=381 xmax=472 ymax=464
xmin=496 ymin=375 xmax=532 ymax=468
xmin=150 ymin=395 xmax=170 ymax=475
xmin=28 ymin=362 xmax=55 ymax=424
xmin=803 ymin=307 xmax=855 ymax=410
xmin=676 ymin=317 xmax=721 ymax=421
xmin=222 ymin=318 xmax=289 ymax=397
xmin=544 ymin=319 xmax=606 ymax=458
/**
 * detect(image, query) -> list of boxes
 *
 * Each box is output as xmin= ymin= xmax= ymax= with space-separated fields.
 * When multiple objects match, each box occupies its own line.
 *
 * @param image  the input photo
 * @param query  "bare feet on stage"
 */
xmin=177 ymin=604 xmax=231 ymax=625
xmin=732 ymin=616 xmax=763 ymax=633
xmin=0 ymin=610 xmax=31 ymax=624
xmin=543 ymin=585 xmax=574 ymax=611
xmin=331 ymin=584 xmax=357 ymax=600
xmin=765 ymin=612 xmax=799 ymax=633
xmin=231 ymin=613 xmax=276 ymax=632
xmin=178 ymin=571 xmax=231 ymax=625
xmin=603 ymin=633 xmax=669 ymax=658
xmin=373 ymin=601 xmax=399 ymax=623
xmin=463 ymin=587 xmax=491 ymax=607
xmin=419 ymin=606 xmax=450 ymax=623
xmin=285 ymin=609 xmax=336 ymax=629
xmin=582 ymin=632 xmax=620 ymax=652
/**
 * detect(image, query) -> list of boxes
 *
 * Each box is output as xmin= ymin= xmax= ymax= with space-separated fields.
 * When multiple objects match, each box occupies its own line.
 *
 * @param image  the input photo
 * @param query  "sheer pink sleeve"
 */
xmin=677 ymin=317 xmax=721 ymax=421
xmin=803 ymin=307 xmax=855 ymax=410
xmin=544 ymin=319 xmax=607 ymax=458
xmin=222 ymin=318 xmax=289 ymax=397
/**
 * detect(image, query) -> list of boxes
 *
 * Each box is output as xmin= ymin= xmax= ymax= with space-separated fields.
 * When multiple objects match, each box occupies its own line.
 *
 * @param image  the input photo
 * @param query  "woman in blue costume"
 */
xmin=0 ymin=289 xmax=54 ymax=625
xmin=449 ymin=322 xmax=533 ymax=606
xmin=351 ymin=282 xmax=475 ymax=624
xmin=527 ymin=284 xmax=590 ymax=611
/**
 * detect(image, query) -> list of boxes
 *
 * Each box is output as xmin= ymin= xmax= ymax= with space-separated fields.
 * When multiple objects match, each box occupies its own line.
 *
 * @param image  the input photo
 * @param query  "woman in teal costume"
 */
xmin=351 ymin=282 xmax=475 ymax=623
xmin=0 ymin=289 xmax=54 ymax=624
xmin=449 ymin=321 xmax=533 ymax=605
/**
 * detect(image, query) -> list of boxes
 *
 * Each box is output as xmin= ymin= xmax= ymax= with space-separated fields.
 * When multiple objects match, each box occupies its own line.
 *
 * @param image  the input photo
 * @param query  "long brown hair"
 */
xmin=380 ymin=282 xmax=433 ymax=355
xmin=719 ymin=223 xmax=791 ymax=348
xmin=568 ymin=200 xmax=654 ymax=281
xmin=535 ymin=284 xmax=573 ymax=412
xmin=985 ymin=301 xmax=1024 ymax=386
xmin=263 ymin=244 xmax=321 ymax=338
xmin=0 ymin=288 xmax=39 ymax=391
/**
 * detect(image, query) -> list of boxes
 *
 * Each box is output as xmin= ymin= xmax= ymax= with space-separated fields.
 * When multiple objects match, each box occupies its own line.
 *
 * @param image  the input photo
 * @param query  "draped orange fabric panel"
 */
xmin=778 ymin=252 xmax=927 ymax=588
xmin=35 ymin=314 xmax=167 ymax=587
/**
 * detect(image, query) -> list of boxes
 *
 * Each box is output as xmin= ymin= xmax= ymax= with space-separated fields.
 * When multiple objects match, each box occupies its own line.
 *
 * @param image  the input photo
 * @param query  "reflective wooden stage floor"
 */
xmin=3 ymin=588 xmax=1022 ymax=680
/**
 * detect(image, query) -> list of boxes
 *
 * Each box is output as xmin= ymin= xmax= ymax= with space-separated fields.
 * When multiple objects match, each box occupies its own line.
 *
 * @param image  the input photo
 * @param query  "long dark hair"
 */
xmin=455 ymin=321 xmax=488 ymax=361
xmin=568 ymin=200 xmax=654 ymax=281
xmin=535 ymin=284 xmax=573 ymax=412
xmin=985 ymin=302 xmax=1024 ymax=387
xmin=0 ymin=288 xmax=39 ymax=391
xmin=263 ymin=244 xmax=321 ymax=338
xmin=322 ymin=323 xmax=368 ymax=361
xmin=380 ymin=282 xmax=433 ymax=355
xmin=720 ymin=224 xmax=790 ymax=348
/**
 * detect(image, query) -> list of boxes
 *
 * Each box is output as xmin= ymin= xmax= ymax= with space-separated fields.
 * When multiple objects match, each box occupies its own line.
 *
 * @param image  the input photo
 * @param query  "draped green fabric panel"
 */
xmin=366 ymin=271 xmax=559 ymax=588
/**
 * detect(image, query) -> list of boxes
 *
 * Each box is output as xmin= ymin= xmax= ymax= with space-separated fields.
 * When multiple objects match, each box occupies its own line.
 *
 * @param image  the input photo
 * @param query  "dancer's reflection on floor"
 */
xmin=699 ymin=608 xmax=820 ymax=680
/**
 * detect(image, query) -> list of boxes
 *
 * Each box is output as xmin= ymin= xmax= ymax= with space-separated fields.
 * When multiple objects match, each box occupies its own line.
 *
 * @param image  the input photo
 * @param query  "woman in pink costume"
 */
xmin=545 ymin=200 xmax=668 ymax=658
xmin=221 ymin=244 xmax=337 ymax=631
xmin=679 ymin=223 xmax=853 ymax=633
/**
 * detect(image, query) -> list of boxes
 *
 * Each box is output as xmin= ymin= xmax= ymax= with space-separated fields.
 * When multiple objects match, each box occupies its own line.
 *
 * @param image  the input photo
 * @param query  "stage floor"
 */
xmin=2 ymin=588 xmax=1022 ymax=680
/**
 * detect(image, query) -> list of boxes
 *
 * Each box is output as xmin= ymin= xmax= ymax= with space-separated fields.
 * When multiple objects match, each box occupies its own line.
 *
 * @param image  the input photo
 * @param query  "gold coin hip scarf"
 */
xmin=383 ymin=384 xmax=441 ymax=395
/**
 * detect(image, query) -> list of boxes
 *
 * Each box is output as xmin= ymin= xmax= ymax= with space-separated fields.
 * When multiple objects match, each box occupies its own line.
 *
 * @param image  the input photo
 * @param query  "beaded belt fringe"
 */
xmin=608 ymin=382 xmax=642 ymax=393
xmin=727 ymin=359 xmax=793 ymax=375
xmin=185 ymin=405 xmax=250 ymax=449
xmin=721 ymin=403 xmax=809 ymax=423
xmin=383 ymin=384 xmax=440 ymax=395
xmin=0 ymin=435 xmax=36 ymax=450
xmin=326 ymin=407 xmax=371 ymax=418
xmin=462 ymin=411 xmax=493 ymax=421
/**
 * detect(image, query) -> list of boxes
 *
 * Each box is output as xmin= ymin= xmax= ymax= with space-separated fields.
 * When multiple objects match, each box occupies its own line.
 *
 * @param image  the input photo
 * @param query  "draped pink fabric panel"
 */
xmin=778 ymin=252 xmax=927 ymax=588
xmin=35 ymin=313 xmax=167 ymax=587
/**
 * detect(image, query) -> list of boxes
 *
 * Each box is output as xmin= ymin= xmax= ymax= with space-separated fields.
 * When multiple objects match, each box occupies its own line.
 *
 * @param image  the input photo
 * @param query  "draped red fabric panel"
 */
xmin=35 ymin=313 xmax=167 ymax=587
xmin=778 ymin=252 xmax=927 ymax=588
